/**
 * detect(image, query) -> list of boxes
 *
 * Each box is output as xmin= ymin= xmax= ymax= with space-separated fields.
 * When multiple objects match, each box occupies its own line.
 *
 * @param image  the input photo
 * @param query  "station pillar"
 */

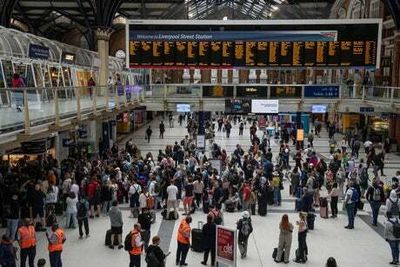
xmin=392 ymin=30 xmax=400 ymax=87
xmin=95 ymin=27 xmax=113 ymax=86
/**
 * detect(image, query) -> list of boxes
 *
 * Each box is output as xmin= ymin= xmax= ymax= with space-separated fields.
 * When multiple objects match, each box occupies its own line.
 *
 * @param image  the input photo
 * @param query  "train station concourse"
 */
xmin=1 ymin=0 xmax=400 ymax=267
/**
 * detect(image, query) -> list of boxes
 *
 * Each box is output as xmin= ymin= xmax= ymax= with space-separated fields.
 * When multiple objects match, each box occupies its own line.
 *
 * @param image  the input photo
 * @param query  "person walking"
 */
xmin=76 ymin=197 xmax=90 ymax=239
xmin=294 ymin=212 xmax=308 ymax=263
xmin=18 ymin=219 xmax=37 ymax=267
xmin=386 ymin=190 xmax=400 ymax=219
xmin=329 ymin=183 xmax=339 ymax=218
xmin=146 ymin=126 xmax=152 ymax=143
xmin=366 ymin=179 xmax=385 ymax=226
xmin=275 ymin=214 xmax=293 ymax=263
xmin=127 ymin=223 xmax=144 ymax=267
xmin=0 ymin=234 xmax=17 ymax=267
xmin=384 ymin=215 xmax=400 ymax=265
xmin=176 ymin=216 xmax=192 ymax=266
xmin=344 ymin=181 xmax=359 ymax=229
xmin=146 ymin=235 xmax=170 ymax=267
xmin=46 ymin=223 xmax=66 ymax=267
xmin=237 ymin=211 xmax=253 ymax=259
xmin=108 ymin=201 xmax=124 ymax=249
xmin=201 ymin=215 xmax=216 ymax=266
xmin=65 ymin=192 xmax=78 ymax=229
xmin=159 ymin=121 xmax=165 ymax=139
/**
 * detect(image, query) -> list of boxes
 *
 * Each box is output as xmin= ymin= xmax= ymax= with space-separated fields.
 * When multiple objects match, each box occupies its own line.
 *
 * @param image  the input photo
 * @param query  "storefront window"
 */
xmin=62 ymin=67 xmax=72 ymax=86
xmin=50 ymin=67 xmax=60 ymax=87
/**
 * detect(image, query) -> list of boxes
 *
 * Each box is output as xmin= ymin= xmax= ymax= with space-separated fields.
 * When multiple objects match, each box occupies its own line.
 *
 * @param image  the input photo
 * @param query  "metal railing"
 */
xmin=0 ymin=85 xmax=144 ymax=135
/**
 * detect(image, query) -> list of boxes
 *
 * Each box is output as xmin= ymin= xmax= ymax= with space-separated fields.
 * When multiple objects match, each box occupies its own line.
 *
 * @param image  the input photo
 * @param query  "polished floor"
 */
xmin=3 ymin=117 xmax=399 ymax=267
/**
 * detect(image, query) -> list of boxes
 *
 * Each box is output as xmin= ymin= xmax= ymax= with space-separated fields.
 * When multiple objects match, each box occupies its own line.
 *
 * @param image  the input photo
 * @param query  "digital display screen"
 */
xmin=225 ymin=99 xmax=251 ymax=114
xmin=311 ymin=105 xmax=327 ymax=113
xmin=128 ymin=21 xmax=380 ymax=68
xmin=177 ymin=104 xmax=191 ymax=112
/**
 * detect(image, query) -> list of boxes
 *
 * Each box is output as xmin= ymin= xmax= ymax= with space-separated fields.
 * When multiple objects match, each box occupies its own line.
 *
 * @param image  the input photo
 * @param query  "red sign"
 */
xmin=217 ymin=227 xmax=235 ymax=263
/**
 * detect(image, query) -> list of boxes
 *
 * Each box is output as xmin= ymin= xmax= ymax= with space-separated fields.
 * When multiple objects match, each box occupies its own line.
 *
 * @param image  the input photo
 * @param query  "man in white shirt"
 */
xmin=148 ymin=176 xmax=159 ymax=210
xmin=129 ymin=181 xmax=142 ymax=218
xmin=167 ymin=181 xmax=179 ymax=218
xmin=70 ymin=179 xmax=80 ymax=197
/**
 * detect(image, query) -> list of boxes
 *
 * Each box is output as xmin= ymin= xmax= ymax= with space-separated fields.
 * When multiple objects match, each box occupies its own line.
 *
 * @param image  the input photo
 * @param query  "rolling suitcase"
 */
xmin=319 ymin=197 xmax=329 ymax=218
xmin=191 ymin=222 xmax=203 ymax=252
xmin=105 ymin=229 xmax=119 ymax=246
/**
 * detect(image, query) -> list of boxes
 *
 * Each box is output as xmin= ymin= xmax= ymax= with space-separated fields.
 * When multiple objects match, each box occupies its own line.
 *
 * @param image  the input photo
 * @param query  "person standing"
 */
xmin=76 ymin=197 xmax=90 ymax=239
xmin=167 ymin=181 xmax=179 ymax=219
xmin=294 ymin=212 xmax=308 ymax=263
xmin=146 ymin=126 xmax=152 ymax=143
xmin=384 ymin=215 xmax=400 ymax=265
xmin=0 ymin=234 xmax=16 ymax=267
xmin=329 ymin=183 xmax=339 ymax=218
xmin=201 ymin=215 xmax=216 ymax=266
xmin=344 ymin=181 xmax=359 ymax=229
xmin=275 ymin=214 xmax=293 ymax=263
xmin=46 ymin=223 xmax=66 ymax=267
xmin=239 ymin=122 xmax=244 ymax=136
xmin=366 ymin=180 xmax=385 ymax=226
xmin=127 ymin=223 xmax=144 ymax=267
xmin=18 ymin=219 xmax=36 ymax=267
xmin=6 ymin=194 xmax=20 ymax=241
xmin=307 ymin=130 xmax=314 ymax=148
xmin=176 ymin=216 xmax=192 ymax=266
xmin=108 ymin=201 xmax=124 ymax=249
xmin=65 ymin=192 xmax=78 ymax=229
xmin=137 ymin=208 xmax=152 ymax=251
xmin=237 ymin=211 xmax=253 ymax=259
xmin=193 ymin=177 xmax=204 ymax=209
xmin=159 ymin=121 xmax=165 ymax=139
xmin=146 ymin=235 xmax=170 ymax=267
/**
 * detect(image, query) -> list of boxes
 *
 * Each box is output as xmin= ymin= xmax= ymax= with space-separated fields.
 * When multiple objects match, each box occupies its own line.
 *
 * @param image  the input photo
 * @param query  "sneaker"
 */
xmin=118 ymin=245 xmax=124 ymax=250
xmin=201 ymin=262 xmax=207 ymax=266
xmin=79 ymin=236 xmax=83 ymax=239
xmin=108 ymin=245 xmax=114 ymax=249
xmin=86 ymin=234 xmax=90 ymax=238
xmin=180 ymin=263 xmax=188 ymax=266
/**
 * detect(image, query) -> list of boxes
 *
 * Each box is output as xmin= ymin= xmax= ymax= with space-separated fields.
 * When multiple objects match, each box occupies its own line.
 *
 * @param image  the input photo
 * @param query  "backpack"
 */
xmin=350 ymin=188 xmax=359 ymax=202
xmin=372 ymin=187 xmax=381 ymax=202
xmin=77 ymin=202 xmax=88 ymax=218
xmin=390 ymin=199 xmax=400 ymax=217
xmin=145 ymin=250 xmax=161 ymax=265
xmin=240 ymin=219 xmax=253 ymax=237
xmin=391 ymin=220 xmax=400 ymax=238
xmin=146 ymin=195 xmax=155 ymax=209
xmin=124 ymin=232 xmax=133 ymax=251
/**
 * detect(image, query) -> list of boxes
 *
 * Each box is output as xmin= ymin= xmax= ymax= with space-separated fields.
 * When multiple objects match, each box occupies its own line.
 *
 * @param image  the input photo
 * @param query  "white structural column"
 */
xmin=95 ymin=27 xmax=113 ymax=110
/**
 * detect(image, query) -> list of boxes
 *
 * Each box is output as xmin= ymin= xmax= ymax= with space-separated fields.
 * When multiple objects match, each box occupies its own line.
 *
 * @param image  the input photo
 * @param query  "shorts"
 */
xmin=130 ymin=195 xmax=140 ymax=208
xmin=183 ymin=196 xmax=194 ymax=206
xmin=111 ymin=226 xmax=122 ymax=235
xmin=32 ymin=207 xmax=44 ymax=218
xmin=89 ymin=197 xmax=100 ymax=207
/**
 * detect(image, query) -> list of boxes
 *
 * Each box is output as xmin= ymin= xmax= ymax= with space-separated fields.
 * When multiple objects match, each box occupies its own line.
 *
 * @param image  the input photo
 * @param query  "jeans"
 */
xmin=388 ymin=240 xmax=400 ymax=262
xmin=238 ymin=237 xmax=249 ymax=257
xmin=370 ymin=201 xmax=381 ymax=226
xmin=176 ymin=242 xmax=189 ymax=264
xmin=20 ymin=246 xmax=36 ymax=267
xmin=7 ymin=219 xmax=19 ymax=240
xmin=102 ymin=201 xmax=111 ymax=214
xmin=346 ymin=202 xmax=356 ymax=228
xmin=331 ymin=196 xmax=338 ymax=217
xmin=129 ymin=254 xmax=141 ymax=267
xmin=78 ymin=218 xmax=89 ymax=237
xmin=49 ymin=251 xmax=62 ymax=267
xmin=65 ymin=212 xmax=77 ymax=228
xmin=203 ymin=247 xmax=216 ymax=265
xmin=274 ymin=188 xmax=281 ymax=205
xmin=298 ymin=231 xmax=308 ymax=260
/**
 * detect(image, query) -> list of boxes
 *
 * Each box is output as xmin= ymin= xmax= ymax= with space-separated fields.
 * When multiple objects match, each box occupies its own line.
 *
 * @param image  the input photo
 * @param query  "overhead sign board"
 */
xmin=28 ymin=44 xmax=50 ymax=60
xmin=304 ymin=85 xmax=339 ymax=98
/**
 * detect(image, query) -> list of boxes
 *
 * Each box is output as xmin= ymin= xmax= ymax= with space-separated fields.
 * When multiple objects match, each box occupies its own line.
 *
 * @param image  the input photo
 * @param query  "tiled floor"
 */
xmin=3 ymin=117 xmax=399 ymax=267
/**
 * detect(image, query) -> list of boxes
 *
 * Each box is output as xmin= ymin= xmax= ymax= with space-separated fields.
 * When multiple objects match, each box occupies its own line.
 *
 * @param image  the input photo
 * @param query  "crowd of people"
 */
xmin=0 ymin=113 xmax=398 ymax=267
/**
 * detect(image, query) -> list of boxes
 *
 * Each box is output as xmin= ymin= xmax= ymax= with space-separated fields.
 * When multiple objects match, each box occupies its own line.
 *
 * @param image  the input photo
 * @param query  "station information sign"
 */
xmin=128 ymin=20 xmax=381 ymax=69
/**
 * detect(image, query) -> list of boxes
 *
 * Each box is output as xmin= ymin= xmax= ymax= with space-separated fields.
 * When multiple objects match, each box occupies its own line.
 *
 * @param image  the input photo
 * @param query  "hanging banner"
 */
xmin=216 ymin=226 xmax=237 ymax=267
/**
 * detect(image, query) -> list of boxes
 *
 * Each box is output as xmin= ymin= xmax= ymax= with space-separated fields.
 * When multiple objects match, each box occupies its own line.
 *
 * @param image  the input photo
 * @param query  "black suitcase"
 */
xmin=105 ymin=229 xmax=119 ymax=246
xmin=272 ymin=247 xmax=284 ymax=262
xmin=35 ymin=222 xmax=45 ymax=232
xmin=225 ymin=202 xmax=235 ymax=212
xmin=319 ymin=197 xmax=328 ymax=208
xmin=191 ymin=228 xmax=203 ymax=252
xmin=167 ymin=211 xmax=178 ymax=220
xmin=203 ymin=202 xmax=210 ymax=214
xmin=358 ymin=201 xmax=364 ymax=210
xmin=307 ymin=213 xmax=315 ymax=230
xmin=295 ymin=248 xmax=308 ymax=262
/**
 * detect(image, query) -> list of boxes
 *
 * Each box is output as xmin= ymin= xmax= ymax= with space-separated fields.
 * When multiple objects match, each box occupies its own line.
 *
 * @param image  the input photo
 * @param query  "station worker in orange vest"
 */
xmin=46 ymin=223 xmax=66 ymax=267
xmin=18 ymin=218 xmax=37 ymax=267
xmin=176 ymin=216 xmax=192 ymax=266
xmin=129 ymin=223 xmax=144 ymax=267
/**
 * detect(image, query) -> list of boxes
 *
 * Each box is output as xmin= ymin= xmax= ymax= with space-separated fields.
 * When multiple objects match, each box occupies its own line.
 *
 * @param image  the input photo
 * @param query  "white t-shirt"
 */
xmin=139 ymin=193 xmax=147 ymax=209
xmin=129 ymin=184 xmax=142 ymax=196
xmin=66 ymin=196 xmax=78 ymax=213
xmin=167 ymin=185 xmax=178 ymax=200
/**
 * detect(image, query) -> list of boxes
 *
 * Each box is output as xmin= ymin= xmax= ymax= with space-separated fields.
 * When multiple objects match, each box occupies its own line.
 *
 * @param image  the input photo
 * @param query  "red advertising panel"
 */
xmin=216 ymin=226 xmax=237 ymax=266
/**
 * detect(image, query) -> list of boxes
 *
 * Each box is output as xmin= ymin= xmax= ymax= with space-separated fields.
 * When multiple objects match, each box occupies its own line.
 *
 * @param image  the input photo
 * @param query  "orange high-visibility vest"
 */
xmin=177 ymin=220 xmax=190 ymax=244
xmin=18 ymin=226 xmax=36 ymax=249
xmin=129 ymin=230 xmax=142 ymax=255
xmin=48 ymin=229 xmax=65 ymax=252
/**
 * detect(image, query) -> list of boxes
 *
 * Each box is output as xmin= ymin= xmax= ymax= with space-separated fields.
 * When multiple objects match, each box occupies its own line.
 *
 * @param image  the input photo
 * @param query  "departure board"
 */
xmin=128 ymin=20 xmax=381 ymax=68
xmin=187 ymin=41 xmax=198 ymax=66
xmin=245 ymin=42 xmax=257 ymax=66
xmin=256 ymin=42 xmax=268 ymax=66
xmin=292 ymin=42 xmax=304 ymax=67
xmin=280 ymin=41 xmax=292 ymax=66
xmin=269 ymin=42 xmax=279 ymax=66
